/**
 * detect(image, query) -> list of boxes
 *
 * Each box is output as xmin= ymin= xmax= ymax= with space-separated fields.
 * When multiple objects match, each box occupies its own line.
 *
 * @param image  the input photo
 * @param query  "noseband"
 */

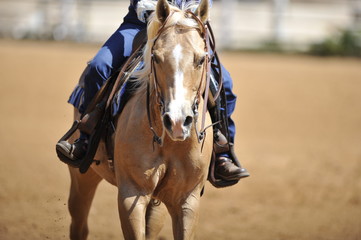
xmin=146 ymin=10 xmax=213 ymax=147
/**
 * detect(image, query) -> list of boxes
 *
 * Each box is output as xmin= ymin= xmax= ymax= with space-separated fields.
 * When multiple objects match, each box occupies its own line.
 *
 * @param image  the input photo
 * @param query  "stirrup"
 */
xmin=56 ymin=149 xmax=83 ymax=168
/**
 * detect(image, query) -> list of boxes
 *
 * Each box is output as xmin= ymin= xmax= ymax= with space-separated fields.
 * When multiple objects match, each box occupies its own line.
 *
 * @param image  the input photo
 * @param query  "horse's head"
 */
xmin=147 ymin=0 xmax=210 ymax=141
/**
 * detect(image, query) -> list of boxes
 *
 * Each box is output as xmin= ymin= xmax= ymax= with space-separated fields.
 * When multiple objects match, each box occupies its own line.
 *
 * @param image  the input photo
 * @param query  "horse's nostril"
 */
xmin=184 ymin=116 xmax=193 ymax=127
xmin=163 ymin=114 xmax=172 ymax=130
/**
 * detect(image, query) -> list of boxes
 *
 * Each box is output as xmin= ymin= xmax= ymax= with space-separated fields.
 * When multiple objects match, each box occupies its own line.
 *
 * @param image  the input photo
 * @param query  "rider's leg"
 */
xmin=79 ymin=24 xmax=145 ymax=114
xmin=214 ymin=65 xmax=250 ymax=181
xmin=56 ymin=19 xmax=146 ymax=165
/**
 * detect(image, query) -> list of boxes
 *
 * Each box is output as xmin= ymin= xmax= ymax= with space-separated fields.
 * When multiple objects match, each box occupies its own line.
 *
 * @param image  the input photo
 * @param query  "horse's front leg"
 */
xmin=68 ymin=167 xmax=102 ymax=240
xmin=146 ymin=201 xmax=168 ymax=240
xmin=117 ymin=184 xmax=152 ymax=240
xmin=168 ymin=190 xmax=202 ymax=240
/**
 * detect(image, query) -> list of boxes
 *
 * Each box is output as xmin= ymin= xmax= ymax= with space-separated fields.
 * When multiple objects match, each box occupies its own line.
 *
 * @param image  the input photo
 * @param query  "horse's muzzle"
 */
xmin=163 ymin=113 xmax=193 ymax=141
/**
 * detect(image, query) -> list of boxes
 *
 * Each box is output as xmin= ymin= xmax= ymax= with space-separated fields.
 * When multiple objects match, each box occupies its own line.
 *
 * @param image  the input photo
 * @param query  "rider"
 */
xmin=56 ymin=0 xmax=249 ymax=181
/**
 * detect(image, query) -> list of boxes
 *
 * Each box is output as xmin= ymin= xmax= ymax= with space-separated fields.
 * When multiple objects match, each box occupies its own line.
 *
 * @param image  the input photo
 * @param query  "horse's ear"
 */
xmin=196 ymin=0 xmax=209 ymax=23
xmin=156 ymin=0 xmax=171 ymax=23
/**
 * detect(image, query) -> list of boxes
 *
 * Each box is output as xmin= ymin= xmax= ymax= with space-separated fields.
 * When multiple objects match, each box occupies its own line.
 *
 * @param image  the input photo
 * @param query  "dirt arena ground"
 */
xmin=0 ymin=39 xmax=361 ymax=240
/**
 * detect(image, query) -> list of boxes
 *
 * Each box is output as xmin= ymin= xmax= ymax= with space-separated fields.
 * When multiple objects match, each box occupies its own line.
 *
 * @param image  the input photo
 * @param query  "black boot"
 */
xmin=215 ymin=156 xmax=249 ymax=181
xmin=56 ymin=138 xmax=88 ymax=168
xmin=213 ymin=130 xmax=250 ymax=181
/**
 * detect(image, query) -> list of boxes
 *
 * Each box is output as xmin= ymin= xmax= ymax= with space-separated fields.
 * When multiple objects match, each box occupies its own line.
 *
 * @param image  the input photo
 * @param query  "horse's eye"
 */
xmin=152 ymin=50 xmax=163 ymax=64
xmin=153 ymin=54 xmax=160 ymax=64
xmin=195 ymin=56 xmax=206 ymax=68
xmin=199 ymin=56 xmax=205 ymax=65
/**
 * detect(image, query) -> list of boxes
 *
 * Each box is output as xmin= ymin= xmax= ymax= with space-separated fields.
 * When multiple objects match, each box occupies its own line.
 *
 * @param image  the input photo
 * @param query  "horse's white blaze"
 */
xmin=173 ymin=44 xmax=182 ymax=68
xmin=169 ymin=44 xmax=187 ymax=122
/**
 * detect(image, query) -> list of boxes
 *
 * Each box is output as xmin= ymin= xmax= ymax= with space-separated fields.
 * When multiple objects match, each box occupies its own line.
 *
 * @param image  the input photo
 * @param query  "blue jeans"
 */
xmin=69 ymin=8 xmax=237 ymax=143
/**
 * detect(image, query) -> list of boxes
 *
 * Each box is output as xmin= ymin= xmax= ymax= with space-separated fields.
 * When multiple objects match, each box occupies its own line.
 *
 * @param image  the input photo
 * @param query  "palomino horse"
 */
xmin=67 ymin=0 xmax=213 ymax=239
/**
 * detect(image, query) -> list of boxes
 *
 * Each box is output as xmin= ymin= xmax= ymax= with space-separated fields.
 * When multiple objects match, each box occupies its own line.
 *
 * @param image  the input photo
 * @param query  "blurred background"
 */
xmin=0 ymin=0 xmax=361 ymax=54
xmin=0 ymin=0 xmax=361 ymax=240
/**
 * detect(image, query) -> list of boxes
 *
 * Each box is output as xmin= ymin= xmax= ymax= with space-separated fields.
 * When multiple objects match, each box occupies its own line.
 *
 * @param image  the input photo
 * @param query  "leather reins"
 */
xmin=146 ymin=10 xmax=217 ymax=148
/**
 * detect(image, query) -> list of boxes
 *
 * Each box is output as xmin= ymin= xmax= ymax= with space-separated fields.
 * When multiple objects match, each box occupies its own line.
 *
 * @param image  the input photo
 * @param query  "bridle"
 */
xmin=146 ymin=10 xmax=216 ymax=148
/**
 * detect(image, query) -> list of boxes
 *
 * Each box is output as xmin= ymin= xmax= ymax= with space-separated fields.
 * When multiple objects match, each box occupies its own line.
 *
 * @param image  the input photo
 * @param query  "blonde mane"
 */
xmin=131 ymin=1 xmax=202 ymax=91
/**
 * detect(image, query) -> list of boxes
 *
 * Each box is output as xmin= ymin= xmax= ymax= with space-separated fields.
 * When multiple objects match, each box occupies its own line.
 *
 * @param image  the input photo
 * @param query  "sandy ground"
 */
xmin=0 ymin=39 xmax=361 ymax=240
